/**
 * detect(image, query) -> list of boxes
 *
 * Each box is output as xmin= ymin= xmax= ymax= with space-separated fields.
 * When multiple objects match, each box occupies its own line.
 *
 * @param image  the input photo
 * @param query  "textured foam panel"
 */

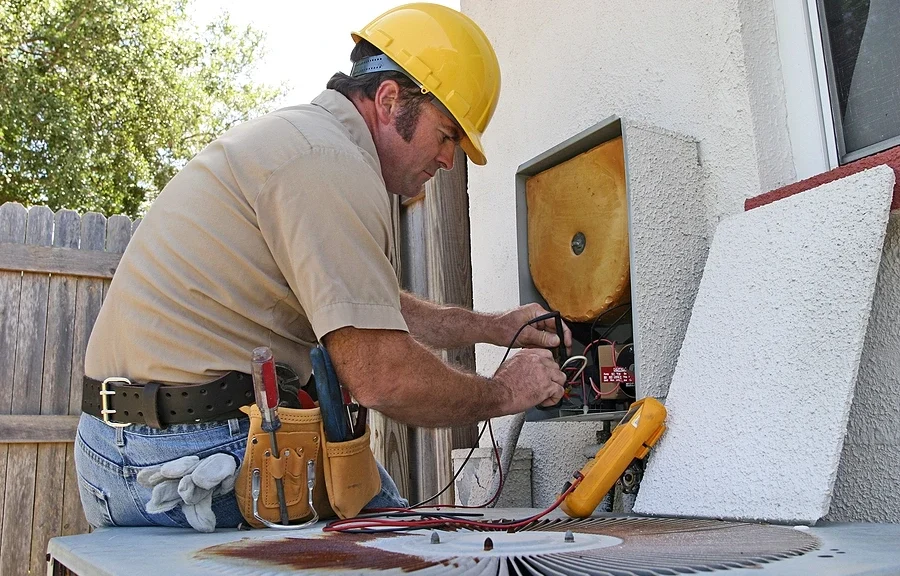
xmin=634 ymin=166 xmax=895 ymax=524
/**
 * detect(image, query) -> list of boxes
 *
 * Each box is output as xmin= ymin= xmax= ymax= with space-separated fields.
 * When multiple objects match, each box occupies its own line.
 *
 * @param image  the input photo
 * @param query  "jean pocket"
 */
xmin=156 ymin=486 xmax=243 ymax=530
xmin=78 ymin=475 xmax=116 ymax=528
xmin=196 ymin=436 xmax=246 ymax=461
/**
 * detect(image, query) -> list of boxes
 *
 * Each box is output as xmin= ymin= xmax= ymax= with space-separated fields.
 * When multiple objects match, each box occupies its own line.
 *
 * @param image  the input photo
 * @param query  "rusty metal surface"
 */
xmin=195 ymin=533 xmax=447 ymax=573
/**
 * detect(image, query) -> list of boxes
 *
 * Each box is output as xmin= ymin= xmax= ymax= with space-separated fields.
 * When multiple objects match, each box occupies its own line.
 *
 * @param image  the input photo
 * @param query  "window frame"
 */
xmin=814 ymin=0 xmax=900 ymax=164
xmin=778 ymin=0 xmax=899 ymax=174
xmin=774 ymin=0 xmax=838 ymax=177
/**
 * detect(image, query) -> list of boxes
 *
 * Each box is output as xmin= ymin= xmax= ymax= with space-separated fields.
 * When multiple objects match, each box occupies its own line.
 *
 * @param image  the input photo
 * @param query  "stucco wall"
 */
xmin=462 ymin=0 xmax=795 ymax=506
xmin=828 ymin=214 xmax=900 ymax=523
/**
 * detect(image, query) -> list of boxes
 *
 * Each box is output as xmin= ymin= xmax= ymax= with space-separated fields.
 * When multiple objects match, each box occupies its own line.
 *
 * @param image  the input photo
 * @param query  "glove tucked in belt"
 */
xmin=82 ymin=372 xmax=254 ymax=428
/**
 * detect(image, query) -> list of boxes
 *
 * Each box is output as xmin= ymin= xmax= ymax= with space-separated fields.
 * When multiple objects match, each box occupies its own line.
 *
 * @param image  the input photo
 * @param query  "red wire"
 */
xmin=591 ymin=376 xmax=620 ymax=399
xmin=323 ymin=473 xmax=584 ymax=533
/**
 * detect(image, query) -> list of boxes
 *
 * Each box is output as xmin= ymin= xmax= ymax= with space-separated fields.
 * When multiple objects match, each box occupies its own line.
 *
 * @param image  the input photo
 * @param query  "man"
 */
xmin=75 ymin=3 xmax=569 ymax=531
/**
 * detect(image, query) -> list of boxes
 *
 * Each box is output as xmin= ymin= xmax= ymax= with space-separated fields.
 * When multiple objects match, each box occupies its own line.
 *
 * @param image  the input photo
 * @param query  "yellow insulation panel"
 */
xmin=526 ymin=136 xmax=630 ymax=322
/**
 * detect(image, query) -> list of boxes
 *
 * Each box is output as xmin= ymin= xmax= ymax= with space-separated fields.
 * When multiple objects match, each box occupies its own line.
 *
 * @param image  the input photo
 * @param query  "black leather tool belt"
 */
xmin=82 ymin=372 xmax=254 ymax=429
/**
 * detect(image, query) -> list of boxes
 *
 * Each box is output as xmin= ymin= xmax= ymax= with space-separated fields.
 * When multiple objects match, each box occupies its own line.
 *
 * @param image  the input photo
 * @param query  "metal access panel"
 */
xmin=47 ymin=512 xmax=900 ymax=575
xmin=516 ymin=117 xmax=706 ymax=420
xmin=516 ymin=117 xmax=635 ymax=421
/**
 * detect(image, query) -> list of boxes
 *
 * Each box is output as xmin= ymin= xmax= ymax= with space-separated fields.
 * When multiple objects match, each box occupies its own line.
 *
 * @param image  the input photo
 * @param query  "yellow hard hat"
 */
xmin=351 ymin=3 xmax=500 ymax=165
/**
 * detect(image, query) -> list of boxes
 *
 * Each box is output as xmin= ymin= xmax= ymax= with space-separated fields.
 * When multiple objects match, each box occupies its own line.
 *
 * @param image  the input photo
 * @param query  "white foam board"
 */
xmin=634 ymin=166 xmax=895 ymax=524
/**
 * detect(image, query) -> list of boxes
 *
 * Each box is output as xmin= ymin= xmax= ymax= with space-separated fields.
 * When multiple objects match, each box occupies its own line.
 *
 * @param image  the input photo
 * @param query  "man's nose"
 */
xmin=436 ymin=140 xmax=455 ymax=171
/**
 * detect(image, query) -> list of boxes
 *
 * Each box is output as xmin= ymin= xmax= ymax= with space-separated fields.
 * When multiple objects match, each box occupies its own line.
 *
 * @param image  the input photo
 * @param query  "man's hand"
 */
xmin=494 ymin=303 xmax=573 ymax=353
xmin=492 ymin=349 xmax=567 ymax=410
xmin=399 ymin=292 xmax=574 ymax=354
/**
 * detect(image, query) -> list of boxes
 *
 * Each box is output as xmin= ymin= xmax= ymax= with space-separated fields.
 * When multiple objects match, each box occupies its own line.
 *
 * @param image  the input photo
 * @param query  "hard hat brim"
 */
xmin=460 ymin=131 xmax=486 ymax=166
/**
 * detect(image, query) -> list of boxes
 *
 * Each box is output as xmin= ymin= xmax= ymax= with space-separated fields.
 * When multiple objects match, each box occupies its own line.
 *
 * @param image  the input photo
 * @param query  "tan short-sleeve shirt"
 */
xmin=84 ymin=90 xmax=407 ymax=385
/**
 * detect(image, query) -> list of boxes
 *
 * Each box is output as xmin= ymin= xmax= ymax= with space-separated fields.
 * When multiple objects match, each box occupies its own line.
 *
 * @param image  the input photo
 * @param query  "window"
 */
xmin=817 ymin=0 xmax=900 ymax=163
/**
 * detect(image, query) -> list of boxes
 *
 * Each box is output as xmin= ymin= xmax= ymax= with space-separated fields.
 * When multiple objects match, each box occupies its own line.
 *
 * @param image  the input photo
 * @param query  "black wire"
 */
xmin=500 ymin=311 xmax=560 ymax=363
xmin=589 ymin=302 xmax=632 ymax=342
xmin=409 ymin=311 xmax=561 ymax=509
xmin=409 ymin=421 xmax=489 ymax=508
xmin=598 ymin=307 xmax=632 ymax=341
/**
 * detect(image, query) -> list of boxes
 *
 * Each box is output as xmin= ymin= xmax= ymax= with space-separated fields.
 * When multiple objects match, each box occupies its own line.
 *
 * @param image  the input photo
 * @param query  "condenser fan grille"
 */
xmin=195 ymin=517 xmax=820 ymax=575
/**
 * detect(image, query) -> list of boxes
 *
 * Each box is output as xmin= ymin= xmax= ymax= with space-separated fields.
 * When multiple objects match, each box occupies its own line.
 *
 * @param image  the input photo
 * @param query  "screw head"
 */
xmin=571 ymin=232 xmax=586 ymax=255
xmin=430 ymin=531 xmax=441 ymax=544
xmin=564 ymin=530 xmax=575 ymax=543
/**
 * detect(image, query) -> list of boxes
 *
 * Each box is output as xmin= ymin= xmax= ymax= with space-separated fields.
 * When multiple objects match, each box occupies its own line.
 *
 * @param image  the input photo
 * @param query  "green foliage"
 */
xmin=0 ymin=0 xmax=284 ymax=216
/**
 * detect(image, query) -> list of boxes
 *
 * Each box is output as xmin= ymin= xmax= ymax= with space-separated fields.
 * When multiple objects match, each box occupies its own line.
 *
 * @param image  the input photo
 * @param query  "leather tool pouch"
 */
xmin=322 ymin=425 xmax=381 ymax=519
xmin=235 ymin=404 xmax=381 ymax=527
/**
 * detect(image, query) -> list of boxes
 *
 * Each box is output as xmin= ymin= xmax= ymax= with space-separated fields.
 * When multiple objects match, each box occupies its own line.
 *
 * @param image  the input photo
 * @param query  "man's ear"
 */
xmin=373 ymin=80 xmax=401 ymax=125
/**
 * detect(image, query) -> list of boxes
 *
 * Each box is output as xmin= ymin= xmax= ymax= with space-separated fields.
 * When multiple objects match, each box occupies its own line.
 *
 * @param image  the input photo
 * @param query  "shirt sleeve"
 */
xmin=254 ymin=147 xmax=408 ymax=339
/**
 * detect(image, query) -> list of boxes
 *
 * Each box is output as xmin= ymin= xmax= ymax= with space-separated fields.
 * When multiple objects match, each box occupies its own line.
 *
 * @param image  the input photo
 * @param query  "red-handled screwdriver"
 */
xmin=251 ymin=346 xmax=290 ymax=525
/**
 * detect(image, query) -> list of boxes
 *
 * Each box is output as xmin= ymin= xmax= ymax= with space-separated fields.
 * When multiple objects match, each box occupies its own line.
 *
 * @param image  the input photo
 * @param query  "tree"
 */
xmin=0 ymin=0 xmax=284 ymax=217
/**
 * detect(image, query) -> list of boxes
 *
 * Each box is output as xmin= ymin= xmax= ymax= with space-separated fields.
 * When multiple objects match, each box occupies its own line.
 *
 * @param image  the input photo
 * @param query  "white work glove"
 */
xmin=137 ymin=453 xmax=238 ymax=533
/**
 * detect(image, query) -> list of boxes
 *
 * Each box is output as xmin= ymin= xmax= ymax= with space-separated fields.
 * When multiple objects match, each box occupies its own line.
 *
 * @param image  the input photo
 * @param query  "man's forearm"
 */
xmin=400 ymin=291 xmax=502 ymax=349
xmin=325 ymin=327 xmax=512 ymax=427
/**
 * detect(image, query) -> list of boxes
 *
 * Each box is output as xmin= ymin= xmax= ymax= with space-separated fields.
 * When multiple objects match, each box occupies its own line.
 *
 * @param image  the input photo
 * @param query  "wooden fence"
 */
xmin=0 ymin=202 xmax=135 ymax=576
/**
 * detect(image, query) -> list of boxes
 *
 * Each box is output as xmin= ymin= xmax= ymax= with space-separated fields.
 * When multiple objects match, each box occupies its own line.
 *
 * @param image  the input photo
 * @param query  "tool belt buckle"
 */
xmin=100 ymin=377 xmax=132 ymax=428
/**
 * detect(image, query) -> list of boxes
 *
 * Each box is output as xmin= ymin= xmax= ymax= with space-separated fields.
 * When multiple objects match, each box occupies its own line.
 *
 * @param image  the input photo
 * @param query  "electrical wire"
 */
xmin=589 ymin=302 xmax=632 ymax=342
xmin=405 ymin=420 xmax=491 ymax=508
xmin=561 ymin=355 xmax=588 ymax=383
xmin=328 ymin=311 xmax=571 ymax=532
xmin=578 ymin=336 xmax=640 ymax=407
xmin=405 ymin=311 xmax=563 ymax=509
xmin=405 ymin=418 xmax=503 ymax=510
xmin=590 ymin=377 xmax=633 ymax=400
xmin=323 ymin=472 xmax=584 ymax=534
xmin=598 ymin=307 xmax=632 ymax=341
xmin=584 ymin=305 xmax=633 ymax=414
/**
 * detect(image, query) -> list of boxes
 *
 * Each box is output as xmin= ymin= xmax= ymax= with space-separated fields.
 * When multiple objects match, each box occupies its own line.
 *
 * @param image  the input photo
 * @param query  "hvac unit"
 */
xmin=47 ymin=510 xmax=900 ymax=575
xmin=515 ymin=116 xmax=705 ymax=422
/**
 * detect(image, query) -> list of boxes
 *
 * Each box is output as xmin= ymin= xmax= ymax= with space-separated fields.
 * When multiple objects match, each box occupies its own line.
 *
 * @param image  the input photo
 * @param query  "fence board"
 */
xmin=0 ymin=202 xmax=27 ymax=566
xmin=31 ymin=211 xmax=80 ymax=575
xmin=102 ymin=215 xmax=132 ymax=300
xmin=1 ymin=206 xmax=53 ymax=575
xmin=0 ymin=243 xmax=121 ymax=278
xmin=63 ymin=212 xmax=107 ymax=537
xmin=106 ymin=215 xmax=132 ymax=254
xmin=61 ymin=444 xmax=86 ymax=537
xmin=398 ymin=198 xmax=427 ymax=502
xmin=0 ymin=416 xmax=80 ymax=443
xmin=369 ymin=410 xmax=410 ymax=500
xmin=414 ymin=149 xmax=473 ymax=505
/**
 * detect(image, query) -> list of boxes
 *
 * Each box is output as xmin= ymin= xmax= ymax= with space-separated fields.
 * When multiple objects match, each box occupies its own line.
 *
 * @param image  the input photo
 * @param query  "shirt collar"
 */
xmin=311 ymin=89 xmax=382 ymax=180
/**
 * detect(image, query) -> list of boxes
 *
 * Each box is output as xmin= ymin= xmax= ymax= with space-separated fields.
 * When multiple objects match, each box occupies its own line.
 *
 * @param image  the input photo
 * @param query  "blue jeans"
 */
xmin=74 ymin=413 xmax=408 ymax=529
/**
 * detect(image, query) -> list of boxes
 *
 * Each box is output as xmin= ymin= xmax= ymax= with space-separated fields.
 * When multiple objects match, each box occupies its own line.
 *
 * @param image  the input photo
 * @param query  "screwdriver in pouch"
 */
xmin=251 ymin=346 xmax=290 ymax=526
